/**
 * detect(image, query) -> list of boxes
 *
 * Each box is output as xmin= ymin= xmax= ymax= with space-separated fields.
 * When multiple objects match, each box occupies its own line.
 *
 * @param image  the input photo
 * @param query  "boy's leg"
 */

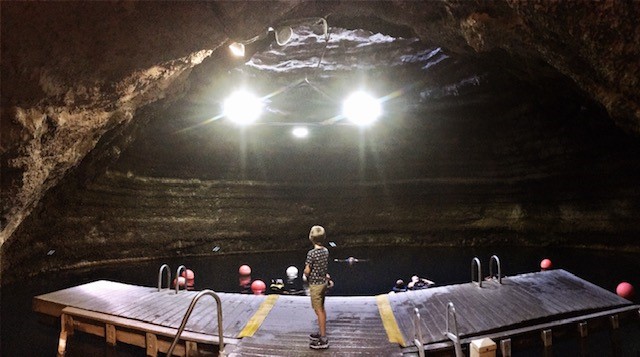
xmin=310 ymin=303 xmax=329 ymax=349
xmin=309 ymin=284 xmax=329 ymax=347
xmin=315 ymin=306 xmax=326 ymax=336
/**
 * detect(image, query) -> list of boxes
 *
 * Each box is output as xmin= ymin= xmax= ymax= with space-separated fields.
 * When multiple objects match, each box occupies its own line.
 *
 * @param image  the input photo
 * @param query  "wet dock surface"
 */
xmin=389 ymin=269 xmax=633 ymax=346
xmin=33 ymin=269 xmax=636 ymax=356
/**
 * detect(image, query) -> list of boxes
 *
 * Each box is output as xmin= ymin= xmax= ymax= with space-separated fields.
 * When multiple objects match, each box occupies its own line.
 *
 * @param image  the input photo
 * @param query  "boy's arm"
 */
xmin=304 ymin=263 xmax=311 ymax=277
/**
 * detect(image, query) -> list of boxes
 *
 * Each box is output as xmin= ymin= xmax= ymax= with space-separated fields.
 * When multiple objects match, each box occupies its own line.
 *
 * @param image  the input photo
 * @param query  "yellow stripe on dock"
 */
xmin=376 ymin=294 xmax=406 ymax=347
xmin=237 ymin=295 xmax=279 ymax=338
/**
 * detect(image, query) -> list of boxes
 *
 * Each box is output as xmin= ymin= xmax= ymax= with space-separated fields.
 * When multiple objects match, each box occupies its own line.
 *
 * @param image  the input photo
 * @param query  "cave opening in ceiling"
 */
xmin=205 ymin=20 xmax=446 ymax=131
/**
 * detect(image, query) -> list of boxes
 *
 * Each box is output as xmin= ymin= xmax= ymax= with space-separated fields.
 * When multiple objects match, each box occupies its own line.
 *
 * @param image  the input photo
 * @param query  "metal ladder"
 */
xmin=489 ymin=255 xmax=502 ymax=284
xmin=175 ymin=265 xmax=187 ymax=294
xmin=445 ymin=302 xmax=464 ymax=357
xmin=156 ymin=264 xmax=189 ymax=294
xmin=412 ymin=307 xmax=425 ymax=357
xmin=158 ymin=264 xmax=171 ymax=291
xmin=471 ymin=257 xmax=483 ymax=287
xmin=471 ymin=255 xmax=503 ymax=286
xmin=167 ymin=289 xmax=225 ymax=356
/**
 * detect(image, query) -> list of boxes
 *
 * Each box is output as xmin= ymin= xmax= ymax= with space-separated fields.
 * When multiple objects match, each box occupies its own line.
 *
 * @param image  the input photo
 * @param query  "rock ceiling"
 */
xmin=1 ymin=1 xmax=640 ymax=280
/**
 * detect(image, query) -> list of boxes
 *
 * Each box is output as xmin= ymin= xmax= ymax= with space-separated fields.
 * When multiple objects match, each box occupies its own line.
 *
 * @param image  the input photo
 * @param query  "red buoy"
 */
xmin=181 ymin=269 xmax=195 ymax=289
xmin=181 ymin=269 xmax=195 ymax=280
xmin=239 ymin=265 xmax=252 ymax=276
xmin=540 ymin=258 xmax=553 ymax=270
xmin=616 ymin=282 xmax=634 ymax=299
xmin=251 ymin=280 xmax=266 ymax=295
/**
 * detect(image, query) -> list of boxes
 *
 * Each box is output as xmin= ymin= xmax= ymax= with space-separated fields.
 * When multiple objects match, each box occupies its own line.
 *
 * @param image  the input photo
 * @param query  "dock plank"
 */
xmin=134 ymin=290 xmax=185 ymax=322
xmin=230 ymin=295 xmax=403 ymax=356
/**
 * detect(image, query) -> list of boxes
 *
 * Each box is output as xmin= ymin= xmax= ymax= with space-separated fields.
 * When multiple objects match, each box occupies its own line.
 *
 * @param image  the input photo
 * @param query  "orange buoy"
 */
xmin=251 ymin=280 xmax=266 ymax=295
xmin=239 ymin=264 xmax=252 ymax=276
xmin=616 ymin=282 xmax=634 ymax=299
xmin=540 ymin=258 xmax=553 ymax=270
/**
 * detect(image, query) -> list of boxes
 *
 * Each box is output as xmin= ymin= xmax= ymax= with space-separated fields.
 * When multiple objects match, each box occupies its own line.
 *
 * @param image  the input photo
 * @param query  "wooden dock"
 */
xmin=33 ymin=269 xmax=638 ymax=356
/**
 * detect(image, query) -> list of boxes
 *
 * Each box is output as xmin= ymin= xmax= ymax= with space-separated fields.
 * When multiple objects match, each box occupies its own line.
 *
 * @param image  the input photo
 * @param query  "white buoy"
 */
xmin=286 ymin=266 xmax=298 ymax=279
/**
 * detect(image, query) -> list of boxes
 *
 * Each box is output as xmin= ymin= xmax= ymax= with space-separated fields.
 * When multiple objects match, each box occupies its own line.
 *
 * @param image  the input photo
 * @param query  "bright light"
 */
xmin=228 ymin=42 xmax=245 ymax=57
xmin=342 ymin=91 xmax=382 ymax=126
xmin=292 ymin=127 xmax=309 ymax=139
xmin=223 ymin=90 xmax=263 ymax=126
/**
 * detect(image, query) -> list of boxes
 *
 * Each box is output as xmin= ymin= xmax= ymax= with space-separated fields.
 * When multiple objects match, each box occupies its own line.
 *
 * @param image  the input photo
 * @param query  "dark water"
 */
xmin=1 ymin=246 xmax=639 ymax=356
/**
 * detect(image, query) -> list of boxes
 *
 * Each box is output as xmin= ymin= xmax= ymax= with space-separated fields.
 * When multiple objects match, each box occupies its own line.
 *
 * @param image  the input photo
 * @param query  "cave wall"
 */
xmin=2 ymin=1 xmax=640 ymax=282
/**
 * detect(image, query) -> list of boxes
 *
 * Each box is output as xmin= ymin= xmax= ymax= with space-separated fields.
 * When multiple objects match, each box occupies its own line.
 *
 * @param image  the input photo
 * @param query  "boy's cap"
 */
xmin=309 ymin=225 xmax=326 ymax=239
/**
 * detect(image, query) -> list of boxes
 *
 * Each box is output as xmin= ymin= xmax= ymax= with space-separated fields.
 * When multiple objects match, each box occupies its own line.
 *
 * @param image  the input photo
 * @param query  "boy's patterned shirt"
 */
xmin=306 ymin=247 xmax=329 ymax=285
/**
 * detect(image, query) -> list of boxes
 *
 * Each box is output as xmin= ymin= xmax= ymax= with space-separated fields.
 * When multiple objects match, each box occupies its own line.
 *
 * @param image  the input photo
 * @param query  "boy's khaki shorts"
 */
xmin=309 ymin=283 xmax=327 ymax=310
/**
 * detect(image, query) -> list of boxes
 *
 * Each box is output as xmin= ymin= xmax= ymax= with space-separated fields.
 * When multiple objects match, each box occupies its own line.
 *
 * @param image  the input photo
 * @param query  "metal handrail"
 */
xmin=445 ymin=302 xmax=464 ymax=357
xmin=489 ymin=255 xmax=502 ymax=284
xmin=471 ymin=257 xmax=482 ymax=287
xmin=413 ymin=308 xmax=425 ymax=357
xmin=158 ymin=264 xmax=171 ymax=292
xmin=175 ymin=265 xmax=186 ymax=294
xmin=167 ymin=289 xmax=225 ymax=357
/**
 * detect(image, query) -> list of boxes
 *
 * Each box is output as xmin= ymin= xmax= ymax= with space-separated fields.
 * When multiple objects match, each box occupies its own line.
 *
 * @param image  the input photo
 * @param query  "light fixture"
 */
xmin=223 ymin=90 xmax=263 ymax=126
xmin=228 ymin=17 xmax=327 ymax=57
xmin=292 ymin=127 xmax=309 ymax=138
xmin=228 ymin=33 xmax=262 ymax=58
xmin=278 ymin=17 xmax=329 ymax=41
xmin=342 ymin=91 xmax=382 ymax=126
xmin=272 ymin=26 xmax=293 ymax=46
xmin=228 ymin=27 xmax=292 ymax=58
xmin=228 ymin=42 xmax=246 ymax=57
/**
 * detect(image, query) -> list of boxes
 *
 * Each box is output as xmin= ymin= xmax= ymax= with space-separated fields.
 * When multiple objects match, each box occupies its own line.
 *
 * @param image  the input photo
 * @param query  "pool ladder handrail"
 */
xmin=471 ymin=257 xmax=482 ymax=287
xmin=445 ymin=302 xmax=464 ymax=357
xmin=167 ymin=289 xmax=225 ymax=357
xmin=489 ymin=254 xmax=502 ymax=284
xmin=176 ymin=265 xmax=186 ymax=294
xmin=413 ymin=307 xmax=425 ymax=357
xmin=158 ymin=264 xmax=171 ymax=292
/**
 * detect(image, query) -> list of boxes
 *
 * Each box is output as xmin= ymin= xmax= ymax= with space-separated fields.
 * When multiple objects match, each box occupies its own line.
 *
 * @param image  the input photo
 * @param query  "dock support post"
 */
xmin=609 ymin=314 xmax=621 ymax=356
xmin=610 ymin=314 xmax=619 ymax=329
xmin=146 ymin=333 xmax=158 ymax=357
xmin=499 ymin=339 xmax=511 ymax=357
xmin=541 ymin=329 xmax=553 ymax=357
xmin=185 ymin=341 xmax=198 ymax=356
xmin=106 ymin=323 xmax=116 ymax=346
xmin=578 ymin=322 xmax=588 ymax=356
xmin=57 ymin=314 xmax=73 ymax=357
xmin=57 ymin=314 xmax=75 ymax=356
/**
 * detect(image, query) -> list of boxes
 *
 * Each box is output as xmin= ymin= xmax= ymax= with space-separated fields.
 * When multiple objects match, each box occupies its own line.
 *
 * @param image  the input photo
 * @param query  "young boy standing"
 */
xmin=304 ymin=225 xmax=330 ymax=349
